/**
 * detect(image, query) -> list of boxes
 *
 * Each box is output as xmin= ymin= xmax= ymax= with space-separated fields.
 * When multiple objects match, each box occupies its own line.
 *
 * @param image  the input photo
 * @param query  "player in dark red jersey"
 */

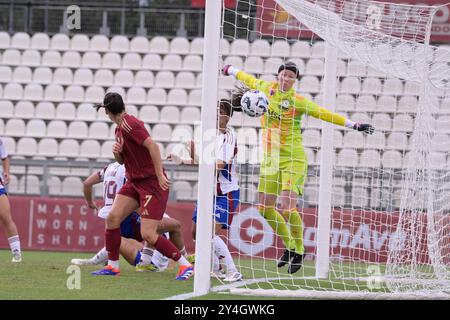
xmin=91 ymin=92 xmax=193 ymax=280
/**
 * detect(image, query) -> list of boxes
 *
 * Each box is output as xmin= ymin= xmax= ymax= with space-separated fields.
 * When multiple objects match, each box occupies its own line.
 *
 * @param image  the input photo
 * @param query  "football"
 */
xmin=240 ymin=90 xmax=269 ymax=117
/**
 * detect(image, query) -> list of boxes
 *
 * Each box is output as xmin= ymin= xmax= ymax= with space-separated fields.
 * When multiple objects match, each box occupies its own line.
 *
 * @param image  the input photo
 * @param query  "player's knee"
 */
xmin=106 ymin=213 xmax=121 ymax=229
xmin=142 ymin=231 xmax=159 ymax=246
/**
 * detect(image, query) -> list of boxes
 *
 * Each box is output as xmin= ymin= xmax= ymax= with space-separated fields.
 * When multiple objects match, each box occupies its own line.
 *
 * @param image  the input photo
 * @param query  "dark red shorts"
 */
xmin=118 ymin=177 xmax=169 ymax=220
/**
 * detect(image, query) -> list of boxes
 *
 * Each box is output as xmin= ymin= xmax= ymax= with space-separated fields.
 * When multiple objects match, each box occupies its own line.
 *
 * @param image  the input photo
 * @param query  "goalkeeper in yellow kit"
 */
xmin=223 ymin=61 xmax=374 ymax=273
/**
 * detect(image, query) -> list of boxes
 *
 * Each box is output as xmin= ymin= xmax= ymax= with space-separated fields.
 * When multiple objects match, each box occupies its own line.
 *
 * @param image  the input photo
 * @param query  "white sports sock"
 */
xmin=140 ymin=245 xmax=154 ymax=264
xmin=177 ymin=255 xmax=191 ymax=267
xmin=108 ymin=260 xmax=119 ymax=269
xmin=213 ymin=235 xmax=237 ymax=273
xmin=179 ymin=246 xmax=187 ymax=256
xmin=92 ymin=247 xmax=108 ymax=263
xmin=8 ymin=235 xmax=21 ymax=254
xmin=212 ymin=250 xmax=220 ymax=272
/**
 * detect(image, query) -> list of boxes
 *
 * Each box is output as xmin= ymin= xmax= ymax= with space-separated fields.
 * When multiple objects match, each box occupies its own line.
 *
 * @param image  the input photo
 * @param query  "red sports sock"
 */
xmin=105 ymin=228 xmax=121 ymax=261
xmin=155 ymin=235 xmax=181 ymax=261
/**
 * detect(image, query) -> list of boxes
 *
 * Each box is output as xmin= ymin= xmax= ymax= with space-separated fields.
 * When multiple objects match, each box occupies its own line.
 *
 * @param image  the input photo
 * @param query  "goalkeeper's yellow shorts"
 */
xmin=258 ymin=159 xmax=308 ymax=196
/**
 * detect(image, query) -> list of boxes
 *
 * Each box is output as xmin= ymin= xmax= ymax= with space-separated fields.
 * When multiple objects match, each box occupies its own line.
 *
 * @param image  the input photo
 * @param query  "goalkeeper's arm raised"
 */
xmin=222 ymin=65 xmax=268 ymax=90
xmin=294 ymin=94 xmax=375 ymax=134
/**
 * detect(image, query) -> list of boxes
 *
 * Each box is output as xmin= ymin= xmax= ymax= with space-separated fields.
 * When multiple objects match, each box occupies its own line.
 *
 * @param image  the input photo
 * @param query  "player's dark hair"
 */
xmin=219 ymin=99 xmax=233 ymax=117
xmin=93 ymin=92 xmax=125 ymax=115
xmin=278 ymin=61 xmax=300 ymax=79
xmin=230 ymin=83 xmax=250 ymax=113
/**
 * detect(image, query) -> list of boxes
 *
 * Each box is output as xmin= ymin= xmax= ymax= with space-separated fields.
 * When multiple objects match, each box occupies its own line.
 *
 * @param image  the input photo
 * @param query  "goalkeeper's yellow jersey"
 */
xmin=236 ymin=70 xmax=347 ymax=162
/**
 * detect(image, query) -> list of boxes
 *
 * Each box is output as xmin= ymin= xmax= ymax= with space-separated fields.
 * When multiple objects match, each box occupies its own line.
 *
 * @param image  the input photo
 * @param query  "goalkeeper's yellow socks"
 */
xmin=260 ymin=207 xmax=295 ymax=250
xmin=285 ymin=210 xmax=305 ymax=255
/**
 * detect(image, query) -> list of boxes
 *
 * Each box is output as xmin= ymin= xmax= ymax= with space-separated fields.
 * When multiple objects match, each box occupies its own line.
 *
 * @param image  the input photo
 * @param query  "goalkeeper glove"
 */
xmin=222 ymin=64 xmax=238 ymax=76
xmin=353 ymin=123 xmax=375 ymax=134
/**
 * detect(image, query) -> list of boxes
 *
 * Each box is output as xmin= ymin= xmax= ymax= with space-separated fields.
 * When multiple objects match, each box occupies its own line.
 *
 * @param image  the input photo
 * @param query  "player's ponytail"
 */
xmin=230 ymin=83 xmax=250 ymax=113
xmin=93 ymin=92 xmax=125 ymax=114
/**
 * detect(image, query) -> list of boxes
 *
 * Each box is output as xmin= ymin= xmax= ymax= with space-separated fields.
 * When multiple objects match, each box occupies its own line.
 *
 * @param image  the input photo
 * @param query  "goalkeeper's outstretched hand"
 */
xmin=222 ymin=64 xmax=232 ymax=76
xmin=353 ymin=123 xmax=375 ymax=134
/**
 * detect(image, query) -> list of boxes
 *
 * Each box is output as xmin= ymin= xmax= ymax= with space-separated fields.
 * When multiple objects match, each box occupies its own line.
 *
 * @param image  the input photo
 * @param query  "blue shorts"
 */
xmin=120 ymin=212 xmax=143 ymax=242
xmin=0 ymin=188 xmax=6 ymax=196
xmin=192 ymin=189 xmax=240 ymax=230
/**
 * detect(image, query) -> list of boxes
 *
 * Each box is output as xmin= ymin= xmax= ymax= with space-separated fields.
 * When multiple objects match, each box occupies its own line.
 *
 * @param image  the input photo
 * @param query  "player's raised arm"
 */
xmin=83 ymin=171 xmax=102 ymax=210
xmin=143 ymin=137 xmax=170 ymax=190
xmin=222 ymin=64 xmax=266 ymax=90
xmin=294 ymin=94 xmax=375 ymax=134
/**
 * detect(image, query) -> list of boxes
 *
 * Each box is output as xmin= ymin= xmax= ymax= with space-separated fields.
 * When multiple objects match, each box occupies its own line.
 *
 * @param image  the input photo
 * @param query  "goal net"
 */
xmin=207 ymin=0 xmax=450 ymax=299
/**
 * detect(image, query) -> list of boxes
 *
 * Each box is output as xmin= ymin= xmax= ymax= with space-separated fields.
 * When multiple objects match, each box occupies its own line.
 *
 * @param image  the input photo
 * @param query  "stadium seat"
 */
xmin=76 ymin=103 xmax=96 ymax=121
xmin=30 ymin=33 xmax=50 ymax=50
xmin=50 ymin=33 xmax=70 ymax=50
xmin=244 ymin=56 xmax=264 ymax=74
xmin=47 ymin=120 xmax=67 ymax=138
xmin=303 ymin=129 xmax=321 ymax=147
xmin=397 ymin=96 xmax=418 ymax=113
xmin=343 ymin=131 xmax=364 ymax=149
xmin=23 ymin=83 xmax=44 ymax=101
xmin=80 ymin=140 xmax=101 ymax=158
xmin=70 ymin=34 xmax=90 ymax=51
xmin=100 ymin=140 xmax=115 ymax=159
xmin=160 ymin=106 xmax=180 ymax=124
xmin=61 ymin=51 xmax=81 ymax=68
xmin=383 ymin=78 xmax=403 ymax=95
xmin=264 ymin=57 xmax=283 ymax=74
xmin=64 ymin=85 xmax=85 ymax=103
xmin=172 ymin=125 xmax=193 ymax=142
xmin=47 ymin=176 xmax=61 ymax=195
xmin=61 ymin=176 xmax=83 ymax=196
xmin=15 ymin=101 xmax=34 ymax=119
xmin=220 ymin=38 xmax=230 ymax=55
xmin=188 ymin=89 xmax=201 ymax=106
xmin=35 ymin=102 xmax=55 ymax=120
xmin=5 ymin=119 xmax=26 ymax=137
xmin=41 ymin=50 xmax=61 ymax=67
xmin=21 ymin=49 xmax=41 ymax=66
xmin=155 ymin=71 xmax=175 ymax=88
xmin=0 ymin=119 xmax=4 ymax=135
xmin=85 ymin=86 xmax=105 ymax=103
xmin=182 ymin=55 xmax=202 ymax=72
xmin=172 ymin=181 xmax=193 ymax=201
xmin=82 ymin=52 xmax=102 ymax=69
xmin=105 ymin=86 xmax=125 ymax=99
xmin=311 ymin=41 xmax=325 ymax=58
xmin=25 ymin=119 xmax=47 ymax=138
xmin=0 ymin=31 xmax=10 ymax=49
xmin=23 ymin=175 xmax=40 ymax=195
xmin=435 ymin=115 xmax=450 ymax=133
xmin=366 ymin=66 xmax=385 ymax=77
xmin=7 ymin=174 xmax=22 ymax=194
xmin=102 ymin=52 xmax=122 ymax=70
xmin=371 ymin=113 xmax=392 ymax=132
xmin=271 ymin=40 xmax=290 ymax=58
xmin=142 ymin=54 xmax=162 ymax=70
xmin=88 ymin=122 xmax=109 ymax=139
xmin=37 ymin=138 xmax=58 ymax=157
xmin=180 ymin=107 xmax=200 ymax=124
xmin=429 ymin=152 xmax=447 ymax=169
xmin=32 ymin=67 xmax=52 ymax=85
xmin=135 ymin=70 xmax=154 ymax=88
xmin=223 ymin=56 xmax=243 ymax=70
xmin=355 ymin=94 xmax=377 ymax=112
xmin=230 ymin=39 xmax=250 ymax=56
xmin=175 ymin=71 xmax=196 ymax=89
xmin=152 ymin=124 xmax=172 ymax=142
xmin=361 ymin=77 xmax=382 ymax=94
xmin=336 ymin=94 xmax=355 ymax=112
xmin=11 ymin=32 xmax=30 ymax=49
xmin=55 ymin=102 xmax=76 ymax=120
xmin=114 ymin=70 xmax=134 ymax=87
xmin=167 ymin=88 xmax=187 ymax=105
xmin=291 ymin=41 xmax=311 ymax=59
xmin=1 ymin=137 xmax=16 ymax=155
xmin=298 ymin=76 xmax=320 ymax=93
xmin=122 ymin=52 xmax=142 ymax=70
xmin=403 ymin=80 xmax=421 ymax=96
xmin=94 ymin=69 xmax=114 ymax=86
xmin=218 ymin=75 xmax=236 ymax=90
xmin=305 ymin=59 xmax=324 ymax=76
xmin=2 ymin=49 xmax=21 ymax=66
xmin=67 ymin=121 xmax=88 ymax=139
xmin=126 ymin=87 xmax=147 ymax=104
xmin=376 ymin=95 xmax=397 ymax=113
xmin=351 ymin=187 xmax=369 ymax=207
xmin=90 ymin=34 xmax=109 ymax=52
xmin=340 ymin=77 xmax=361 ymax=94
xmin=126 ymin=104 xmax=139 ymax=117
xmin=304 ymin=186 xmax=319 ymax=205
xmin=53 ymin=67 xmax=73 ymax=85
xmin=59 ymin=139 xmax=80 ymax=157
xmin=386 ymin=132 xmax=408 ymax=150
xmin=382 ymin=150 xmax=403 ymax=168
xmin=129 ymin=36 xmax=149 ymax=53
xmin=73 ymin=68 xmax=93 ymax=86
xmin=110 ymin=35 xmax=129 ymax=53
xmin=337 ymin=149 xmax=359 ymax=167
xmin=190 ymin=37 xmax=204 ymax=55
xmin=392 ymin=114 xmax=414 ymax=132
xmin=139 ymin=105 xmax=159 ymax=123
xmin=304 ymin=115 xmax=322 ymax=129
xmin=359 ymin=149 xmax=381 ymax=167
xmin=0 ymin=100 xmax=14 ymax=120
xmin=0 ymin=66 xmax=12 ymax=82
xmin=3 ymin=83 xmax=23 ymax=100
xmin=250 ymin=39 xmax=271 ymax=57
xmin=170 ymin=37 xmax=190 ymax=55
xmin=431 ymin=133 xmax=450 ymax=152
xmin=345 ymin=60 xmax=366 ymax=77
xmin=147 ymin=88 xmax=167 ymax=105
xmin=149 ymin=36 xmax=170 ymax=54
xmin=16 ymin=137 xmax=38 ymax=156
xmin=12 ymin=67 xmax=32 ymax=84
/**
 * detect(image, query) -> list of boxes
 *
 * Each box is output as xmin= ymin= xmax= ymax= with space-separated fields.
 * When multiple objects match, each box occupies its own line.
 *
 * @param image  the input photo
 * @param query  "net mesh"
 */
xmin=214 ymin=0 xmax=450 ymax=298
